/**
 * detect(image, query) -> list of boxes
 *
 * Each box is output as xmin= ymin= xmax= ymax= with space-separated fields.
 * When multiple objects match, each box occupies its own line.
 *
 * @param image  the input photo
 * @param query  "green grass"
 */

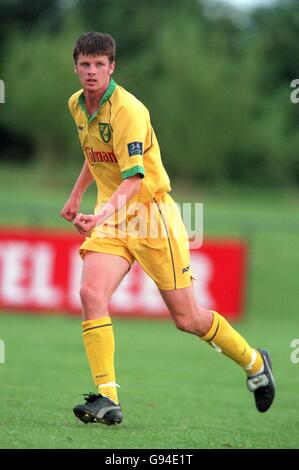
xmin=0 ymin=164 xmax=299 ymax=448
xmin=0 ymin=312 xmax=298 ymax=449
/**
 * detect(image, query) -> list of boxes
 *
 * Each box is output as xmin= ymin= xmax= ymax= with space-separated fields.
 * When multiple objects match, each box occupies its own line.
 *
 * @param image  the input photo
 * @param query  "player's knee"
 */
xmin=174 ymin=314 xmax=194 ymax=333
xmin=173 ymin=311 xmax=211 ymax=336
xmin=79 ymin=285 xmax=95 ymax=309
xmin=79 ymin=285 xmax=108 ymax=311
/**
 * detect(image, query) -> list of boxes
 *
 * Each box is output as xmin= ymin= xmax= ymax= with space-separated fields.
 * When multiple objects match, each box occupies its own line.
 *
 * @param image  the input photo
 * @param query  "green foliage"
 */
xmin=1 ymin=0 xmax=299 ymax=186
xmin=0 ymin=15 xmax=83 ymax=171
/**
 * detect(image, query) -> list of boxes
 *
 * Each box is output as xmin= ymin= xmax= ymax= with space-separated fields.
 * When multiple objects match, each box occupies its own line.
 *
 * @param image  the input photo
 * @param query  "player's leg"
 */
xmin=159 ymin=285 xmax=275 ymax=412
xmin=80 ymin=251 xmax=130 ymax=320
xmin=159 ymin=284 xmax=262 ymax=370
xmin=80 ymin=251 xmax=130 ymax=402
xmin=131 ymin=193 xmax=275 ymax=412
xmin=74 ymin=251 xmax=131 ymax=424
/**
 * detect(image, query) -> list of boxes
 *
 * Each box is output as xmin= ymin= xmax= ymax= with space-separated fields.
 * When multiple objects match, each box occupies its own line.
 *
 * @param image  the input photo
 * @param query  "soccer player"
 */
xmin=60 ymin=32 xmax=275 ymax=425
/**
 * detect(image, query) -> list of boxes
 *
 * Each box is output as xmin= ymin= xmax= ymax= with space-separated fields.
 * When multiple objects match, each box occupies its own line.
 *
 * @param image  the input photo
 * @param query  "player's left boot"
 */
xmin=73 ymin=393 xmax=122 ymax=425
xmin=246 ymin=349 xmax=276 ymax=412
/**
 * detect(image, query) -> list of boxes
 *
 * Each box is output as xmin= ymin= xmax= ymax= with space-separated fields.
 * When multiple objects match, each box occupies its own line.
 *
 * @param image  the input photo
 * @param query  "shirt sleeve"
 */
xmin=112 ymin=104 xmax=147 ymax=180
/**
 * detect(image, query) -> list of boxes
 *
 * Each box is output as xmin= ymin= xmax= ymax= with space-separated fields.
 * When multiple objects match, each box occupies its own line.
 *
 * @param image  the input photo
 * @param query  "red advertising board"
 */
xmin=0 ymin=229 xmax=247 ymax=320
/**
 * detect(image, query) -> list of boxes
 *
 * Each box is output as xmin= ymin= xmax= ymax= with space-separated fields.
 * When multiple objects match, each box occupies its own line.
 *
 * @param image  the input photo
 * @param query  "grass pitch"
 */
xmin=0 ymin=310 xmax=298 ymax=449
xmin=0 ymin=168 xmax=299 ymax=448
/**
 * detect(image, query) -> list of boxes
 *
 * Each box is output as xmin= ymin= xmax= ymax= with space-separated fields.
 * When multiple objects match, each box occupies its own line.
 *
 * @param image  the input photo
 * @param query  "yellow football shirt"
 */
xmin=68 ymin=79 xmax=171 ymax=209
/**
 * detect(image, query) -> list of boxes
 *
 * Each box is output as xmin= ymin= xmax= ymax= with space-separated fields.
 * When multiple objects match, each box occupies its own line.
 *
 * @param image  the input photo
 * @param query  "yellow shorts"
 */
xmin=79 ymin=193 xmax=193 ymax=290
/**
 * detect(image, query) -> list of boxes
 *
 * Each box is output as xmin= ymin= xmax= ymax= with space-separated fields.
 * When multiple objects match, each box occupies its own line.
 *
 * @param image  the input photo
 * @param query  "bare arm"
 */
xmin=96 ymin=175 xmax=142 ymax=224
xmin=74 ymin=175 xmax=142 ymax=235
xmin=60 ymin=161 xmax=94 ymax=222
xmin=70 ymin=160 xmax=94 ymax=199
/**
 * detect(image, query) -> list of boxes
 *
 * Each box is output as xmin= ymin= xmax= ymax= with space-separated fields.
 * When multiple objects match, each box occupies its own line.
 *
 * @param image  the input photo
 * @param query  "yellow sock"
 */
xmin=201 ymin=311 xmax=263 ymax=376
xmin=82 ymin=316 xmax=119 ymax=404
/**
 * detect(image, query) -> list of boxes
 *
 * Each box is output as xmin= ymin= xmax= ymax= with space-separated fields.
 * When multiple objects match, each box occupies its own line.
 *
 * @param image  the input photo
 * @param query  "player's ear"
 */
xmin=74 ymin=62 xmax=78 ymax=74
xmin=109 ymin=61 xmax=115 ymax=76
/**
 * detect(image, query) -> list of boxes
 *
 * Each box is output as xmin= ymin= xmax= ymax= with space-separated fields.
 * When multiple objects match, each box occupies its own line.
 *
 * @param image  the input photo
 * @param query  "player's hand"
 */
xmin=60 ymin=196 xmax=81 ymax=222
xmin=73 ymin=213 xmax=98 ymax=236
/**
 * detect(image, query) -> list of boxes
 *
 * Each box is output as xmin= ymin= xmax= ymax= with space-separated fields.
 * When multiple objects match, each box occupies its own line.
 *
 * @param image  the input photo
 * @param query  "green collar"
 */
xmin=78 ymin=78 xmax=117 ymax=123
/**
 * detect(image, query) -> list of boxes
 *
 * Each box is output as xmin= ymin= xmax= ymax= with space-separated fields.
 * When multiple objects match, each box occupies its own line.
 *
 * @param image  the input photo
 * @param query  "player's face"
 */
xmin=74 ymin=54 xmax=115 ymax=93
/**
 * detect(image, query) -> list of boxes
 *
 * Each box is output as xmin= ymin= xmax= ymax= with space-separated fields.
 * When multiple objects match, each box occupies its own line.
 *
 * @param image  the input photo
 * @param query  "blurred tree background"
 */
xmin=0 ymin=0 xmax=299 ymax=187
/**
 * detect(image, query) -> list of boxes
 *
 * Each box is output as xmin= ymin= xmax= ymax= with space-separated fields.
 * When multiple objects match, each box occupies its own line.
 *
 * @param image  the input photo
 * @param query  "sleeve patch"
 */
xmin=127 ymin=142 xmax=143 ymax=157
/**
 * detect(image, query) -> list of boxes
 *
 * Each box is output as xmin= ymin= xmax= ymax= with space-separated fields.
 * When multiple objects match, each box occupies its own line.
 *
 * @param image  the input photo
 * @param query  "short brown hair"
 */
xmin=73 ymin=32 xmax=116 ymax=63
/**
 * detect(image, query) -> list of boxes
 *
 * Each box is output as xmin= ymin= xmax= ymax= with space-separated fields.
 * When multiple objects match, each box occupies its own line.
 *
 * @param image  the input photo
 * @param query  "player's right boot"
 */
xmin=73 ymin=393 xmax=122 ymax=425
xmin=247 ymin=349 xmax=276 ymax=412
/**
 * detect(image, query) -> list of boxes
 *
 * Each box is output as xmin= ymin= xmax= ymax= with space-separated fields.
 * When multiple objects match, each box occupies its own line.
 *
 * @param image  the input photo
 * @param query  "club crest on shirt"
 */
xmin=99 ymin=123 xmax=111 ymax=143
